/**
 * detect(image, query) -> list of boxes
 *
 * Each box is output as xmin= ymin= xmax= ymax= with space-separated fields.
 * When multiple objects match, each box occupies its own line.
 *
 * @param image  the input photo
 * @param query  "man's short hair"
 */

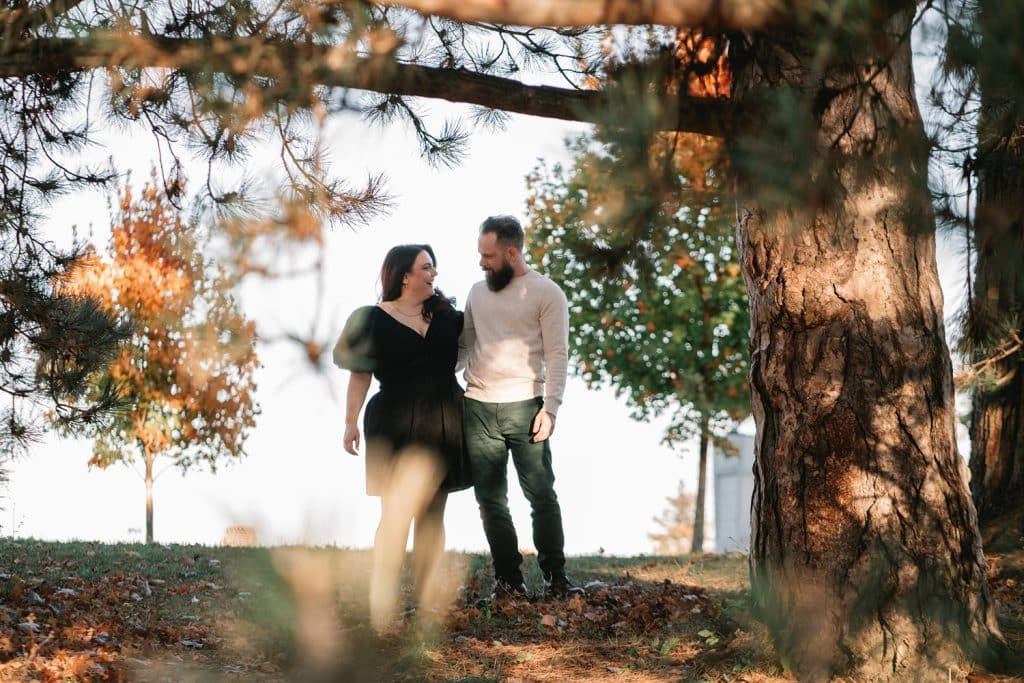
xmin=479 ymin=215 xmax=525 ymax=251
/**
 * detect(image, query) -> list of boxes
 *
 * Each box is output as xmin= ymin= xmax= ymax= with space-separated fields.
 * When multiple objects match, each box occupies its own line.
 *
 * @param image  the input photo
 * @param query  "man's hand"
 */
xmin=531 ymin=410 xmax=556 ymax=443
xmin=343 ymin=424 xmax=361 ymax=455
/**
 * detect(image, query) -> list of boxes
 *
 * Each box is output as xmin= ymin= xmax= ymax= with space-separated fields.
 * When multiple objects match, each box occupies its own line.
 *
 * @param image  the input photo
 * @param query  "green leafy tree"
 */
xmin=62 ymin=178 xmax=259 ymax=543
xmin=527 ymin=129 xmax=749 ymax=553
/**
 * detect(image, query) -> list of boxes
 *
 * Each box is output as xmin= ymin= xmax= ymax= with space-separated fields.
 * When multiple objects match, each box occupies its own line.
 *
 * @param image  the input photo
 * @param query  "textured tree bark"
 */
xmin=970 ymin=368 xmax=1024 ymax=531
xmin=732 ymin=10 xmax=1003 ymax=679
xmin=967 ymin=0 xmax=1024 ymax=539
xmin=692 ymin=412 xmax=709 ymax=553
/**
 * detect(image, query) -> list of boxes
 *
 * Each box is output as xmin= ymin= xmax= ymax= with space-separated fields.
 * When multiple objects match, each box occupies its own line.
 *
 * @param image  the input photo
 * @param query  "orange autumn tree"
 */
xmin=66 ymin=178 xmax=259 ymax=544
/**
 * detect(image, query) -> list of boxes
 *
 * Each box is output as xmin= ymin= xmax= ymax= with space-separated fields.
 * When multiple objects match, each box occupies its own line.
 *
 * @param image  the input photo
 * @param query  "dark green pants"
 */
xmin=464 ymin=396 xmax=566 ymax=584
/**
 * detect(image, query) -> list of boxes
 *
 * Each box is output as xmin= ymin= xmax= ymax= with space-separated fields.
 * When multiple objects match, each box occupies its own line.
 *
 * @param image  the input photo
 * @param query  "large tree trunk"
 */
xmin=691 ymin=412 xmax=709 ymax=553
xmin=731 ymin=10 xmax=1003 ymax=679
xmin=967 ymin=0 xmax=1024 ymax=543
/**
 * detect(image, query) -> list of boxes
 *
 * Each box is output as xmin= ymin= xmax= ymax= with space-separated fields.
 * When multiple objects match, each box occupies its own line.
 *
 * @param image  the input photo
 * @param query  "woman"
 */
xmin=334 ymin=244 xmax=471 ymax=632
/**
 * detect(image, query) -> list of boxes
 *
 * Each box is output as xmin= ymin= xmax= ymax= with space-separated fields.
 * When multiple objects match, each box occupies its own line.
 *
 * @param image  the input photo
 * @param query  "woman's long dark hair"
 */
xmin=379 ymin=244 xmax=454 ymax=321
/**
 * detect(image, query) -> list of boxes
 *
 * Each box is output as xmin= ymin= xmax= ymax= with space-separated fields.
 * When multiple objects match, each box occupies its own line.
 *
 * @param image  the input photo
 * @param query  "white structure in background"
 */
xmin=713 ymin=416 xmax=756 ymax=553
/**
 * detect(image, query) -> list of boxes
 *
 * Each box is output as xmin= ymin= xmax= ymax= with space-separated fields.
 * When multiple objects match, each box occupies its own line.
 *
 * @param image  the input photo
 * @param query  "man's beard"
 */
xmin=484 ymin=261 xmax=515 ymax=292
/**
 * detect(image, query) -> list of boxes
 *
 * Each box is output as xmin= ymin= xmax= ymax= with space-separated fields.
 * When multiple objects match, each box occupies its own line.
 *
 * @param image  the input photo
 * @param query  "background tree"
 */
xmin=934 ymin=0 xmax=1024 ymax=546
xmin=649 ymin=481 xmax=696 ymax=555
xmin=966 ymin=0 xmax=1024 ymax=545
xmin=0 ymin=0 xmax=390 ymax=461
xmin=1 ymin=188 xmax=128 ymax=487
xmin=61 ymin=177 xmax=259 ymax=544
xmin=2 ymin=0 xmax=1014 ymax=676
xmin=526 ymin=123 xmax=749 ymax=553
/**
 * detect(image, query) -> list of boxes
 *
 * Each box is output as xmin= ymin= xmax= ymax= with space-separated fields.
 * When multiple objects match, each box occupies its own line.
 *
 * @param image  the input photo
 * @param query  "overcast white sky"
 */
xmin=6 ymin=100 xmax=717 ymax=556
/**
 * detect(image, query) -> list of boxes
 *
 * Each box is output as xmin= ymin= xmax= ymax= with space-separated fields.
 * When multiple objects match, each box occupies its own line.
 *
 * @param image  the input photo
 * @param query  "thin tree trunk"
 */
xmin=968 ymin=0 xmax=1024 ymax=541
xmin=145 ymin=454 xmax=154 ymax=545
xmin=970 ymin=372 xmax=1024 ymax=527
xmin=691 ymin=412 xmax=709 ymax=553
xmin=732 ymin=10 xmax=1003 ymax=679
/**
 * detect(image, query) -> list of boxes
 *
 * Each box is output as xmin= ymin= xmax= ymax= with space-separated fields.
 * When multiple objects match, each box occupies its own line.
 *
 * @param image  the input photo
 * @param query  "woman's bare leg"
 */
xmin=369 ymin=447 xmax=443 ymax=633
xmin=413 ymin=490 xmax=448 ymax=614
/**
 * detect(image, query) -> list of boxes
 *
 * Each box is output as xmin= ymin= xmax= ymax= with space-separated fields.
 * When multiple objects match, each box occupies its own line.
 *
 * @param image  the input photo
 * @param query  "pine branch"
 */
xmin=4 ymin=35 xmax=746 ymax=137
xmin=955 ymin=330 xmax=1024 ymax=389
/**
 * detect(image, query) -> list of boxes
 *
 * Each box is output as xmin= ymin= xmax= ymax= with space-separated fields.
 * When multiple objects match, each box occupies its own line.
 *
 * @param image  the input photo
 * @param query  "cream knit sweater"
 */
xmin=460 ymin=269 xmax=569 ymax=416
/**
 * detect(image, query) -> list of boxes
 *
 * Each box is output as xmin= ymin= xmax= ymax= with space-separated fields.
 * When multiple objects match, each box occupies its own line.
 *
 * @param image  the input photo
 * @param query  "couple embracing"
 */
xmin=334 ymin=215 xmax=581 ymax=631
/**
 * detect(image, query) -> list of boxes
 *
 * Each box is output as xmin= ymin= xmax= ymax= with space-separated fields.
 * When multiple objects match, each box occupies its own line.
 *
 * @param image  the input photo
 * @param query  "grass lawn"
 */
xmin=1 ymin=539 xmax=1021 ymax=681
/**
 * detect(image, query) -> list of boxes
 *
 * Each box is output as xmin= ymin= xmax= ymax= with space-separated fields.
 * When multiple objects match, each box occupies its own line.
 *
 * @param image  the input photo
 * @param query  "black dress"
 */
xmin=333 ymin=304 xmax=472 ymax=495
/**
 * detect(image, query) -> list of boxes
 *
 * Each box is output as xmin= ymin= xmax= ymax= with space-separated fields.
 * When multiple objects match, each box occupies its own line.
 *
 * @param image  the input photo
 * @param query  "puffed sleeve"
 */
xmin=333 ymin=306 xmax=376 ymax=372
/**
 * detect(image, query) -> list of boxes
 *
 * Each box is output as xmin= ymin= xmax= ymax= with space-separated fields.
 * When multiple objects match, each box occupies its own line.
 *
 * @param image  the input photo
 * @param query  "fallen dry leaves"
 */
xmin=0 ymin=555 xmax=220 ymax=682
xmin=3 ymin=544 xmax=1023 ymax=682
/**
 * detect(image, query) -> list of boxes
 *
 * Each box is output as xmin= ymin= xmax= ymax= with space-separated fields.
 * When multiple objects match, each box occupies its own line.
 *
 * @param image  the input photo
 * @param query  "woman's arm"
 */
xmin=343 ymin=371 xmax=372 ymax=455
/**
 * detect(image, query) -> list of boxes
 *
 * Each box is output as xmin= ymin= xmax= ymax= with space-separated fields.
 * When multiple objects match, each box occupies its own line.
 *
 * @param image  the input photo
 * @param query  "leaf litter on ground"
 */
xmin=1 ymin=540 xmax=1021 ymax=681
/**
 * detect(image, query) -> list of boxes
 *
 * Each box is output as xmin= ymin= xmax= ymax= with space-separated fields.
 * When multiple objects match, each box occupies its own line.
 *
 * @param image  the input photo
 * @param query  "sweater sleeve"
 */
xmin=456 ymin=291 xmax=475 ymax=374
xmin=539 ymin=281 xmax=569 ymax=416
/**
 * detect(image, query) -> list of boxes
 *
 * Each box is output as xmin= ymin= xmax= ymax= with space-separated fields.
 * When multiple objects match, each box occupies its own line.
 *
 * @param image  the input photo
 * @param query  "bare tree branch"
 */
xmin=373 ymin=0 xmax=921 ymax=31
xmin=373 ymin=0 xmax=797 ymax=30
xmin=4 ymin=35 xmax=745 ymax=137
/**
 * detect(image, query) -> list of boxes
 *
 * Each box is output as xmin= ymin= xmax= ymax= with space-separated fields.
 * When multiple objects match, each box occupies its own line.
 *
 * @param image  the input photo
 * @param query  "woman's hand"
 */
xmin=344 ymin=371 xmax=371 ymax=456
xmin=343 ymin=424 xmax=361 ymax=455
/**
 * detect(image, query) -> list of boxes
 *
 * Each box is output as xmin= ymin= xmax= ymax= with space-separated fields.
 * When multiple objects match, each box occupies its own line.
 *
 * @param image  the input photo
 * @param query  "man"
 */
xmin=460 ymin=215 xmax=582 ymax=600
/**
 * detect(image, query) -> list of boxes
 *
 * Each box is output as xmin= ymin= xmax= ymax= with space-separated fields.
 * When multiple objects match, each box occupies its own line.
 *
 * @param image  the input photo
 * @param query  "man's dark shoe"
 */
xmin=490 ymin=578 xmax=530 ymax=602
xmin=543 ymin=573 xmax=585 ymax=599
